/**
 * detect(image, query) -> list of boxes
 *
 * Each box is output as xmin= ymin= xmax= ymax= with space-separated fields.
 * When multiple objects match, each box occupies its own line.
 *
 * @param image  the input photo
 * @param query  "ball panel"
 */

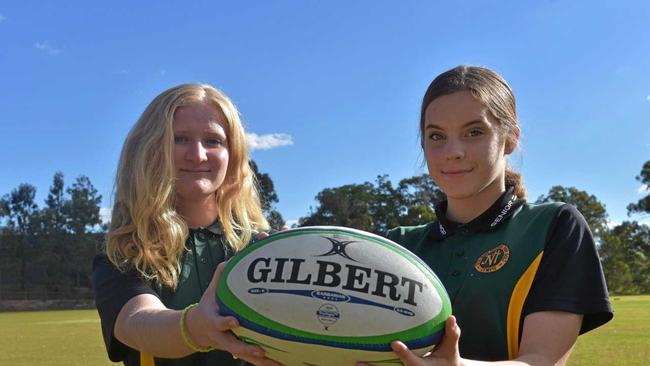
xmin=232 ymin=326 xmax=439 ymax=366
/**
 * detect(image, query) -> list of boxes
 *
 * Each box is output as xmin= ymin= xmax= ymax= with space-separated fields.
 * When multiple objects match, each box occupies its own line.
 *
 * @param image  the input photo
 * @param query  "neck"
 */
xmin=445 ymin=178 xmax=506 ymax=224
xmin=176 ymin=194 xmax=219 ymax=228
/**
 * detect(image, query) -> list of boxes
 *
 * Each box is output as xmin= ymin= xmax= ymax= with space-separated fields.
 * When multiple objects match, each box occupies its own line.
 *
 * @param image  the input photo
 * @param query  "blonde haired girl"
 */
xmin=93 ymin=84 xmax=280 ymax=366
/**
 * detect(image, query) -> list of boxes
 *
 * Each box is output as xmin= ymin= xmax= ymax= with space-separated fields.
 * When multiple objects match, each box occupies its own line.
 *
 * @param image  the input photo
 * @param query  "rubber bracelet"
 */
xmin=180 ymin=303 xmax=214 ymax=353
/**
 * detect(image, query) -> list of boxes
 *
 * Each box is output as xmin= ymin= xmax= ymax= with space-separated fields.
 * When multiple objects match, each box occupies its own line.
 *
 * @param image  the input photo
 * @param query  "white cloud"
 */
xmin=99 ymin=207 xmax=112 ymax=225
xmin=0 ymin=14 xmax=6 ymax=22
xmin=638 ymin=184 xmax=649 ymax=194
xmin=646 ymin=95 xmax=650 ymax=102
xmin=34 ymin=41 xmax=61 ymax=56
xmin=246 ymin=133 xmax=293 ymax=151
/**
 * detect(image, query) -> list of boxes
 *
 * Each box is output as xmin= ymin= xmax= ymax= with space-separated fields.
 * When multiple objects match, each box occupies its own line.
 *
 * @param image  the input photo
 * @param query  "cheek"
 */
xmin=209 ymin=149 xmax=230 ymax=172
xmin=173 ymin=146 xmax=185 ymax=168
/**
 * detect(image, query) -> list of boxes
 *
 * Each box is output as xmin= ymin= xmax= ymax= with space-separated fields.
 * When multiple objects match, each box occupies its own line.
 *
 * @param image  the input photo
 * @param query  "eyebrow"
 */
xmin=424 ymin=119 xmax=487 ymax=130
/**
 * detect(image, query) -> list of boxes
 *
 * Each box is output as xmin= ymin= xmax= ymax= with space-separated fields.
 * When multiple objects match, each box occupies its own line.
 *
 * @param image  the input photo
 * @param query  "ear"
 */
xmin=504 ymin=125 xmax=520 ymax=155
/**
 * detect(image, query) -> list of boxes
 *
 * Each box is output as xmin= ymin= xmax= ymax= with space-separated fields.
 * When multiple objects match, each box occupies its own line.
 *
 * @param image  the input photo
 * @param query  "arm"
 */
xmin=113 ymin=262 xmax=281 ymax=366
xmin=381 ymin=311 xmax=582 ymax=366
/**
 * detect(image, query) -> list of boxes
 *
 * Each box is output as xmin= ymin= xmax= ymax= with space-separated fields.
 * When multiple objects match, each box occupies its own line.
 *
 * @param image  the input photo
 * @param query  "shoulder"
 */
xmin=386 ymin=224 xmax=432 ymax=249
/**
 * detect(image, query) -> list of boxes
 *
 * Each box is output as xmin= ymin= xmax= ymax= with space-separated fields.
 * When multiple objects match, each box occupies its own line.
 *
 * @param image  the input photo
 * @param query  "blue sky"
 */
xmin=1 ymin=1 xmax=648 ymax=227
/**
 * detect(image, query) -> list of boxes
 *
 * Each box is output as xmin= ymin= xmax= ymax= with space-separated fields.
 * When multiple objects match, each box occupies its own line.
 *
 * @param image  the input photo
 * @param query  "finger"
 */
xmin=217 ymin=331 xmax=267 ymax=360
xmin=256 ymin=232 xmax=270 ymax=240
xmin=391 ymin=340 xmax=424 ymax=366
xmin=432 ymin=316 xmax=461 ymax=358
xmin=206 ymin=261 xmax=228 ymax=296
xmin=211 ymin=314 xmax=239 ymax=331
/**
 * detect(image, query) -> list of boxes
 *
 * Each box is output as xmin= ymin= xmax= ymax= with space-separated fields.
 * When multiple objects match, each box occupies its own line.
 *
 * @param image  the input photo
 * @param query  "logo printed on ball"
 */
xmin=246 ymin=255 xmax=425 ymax=306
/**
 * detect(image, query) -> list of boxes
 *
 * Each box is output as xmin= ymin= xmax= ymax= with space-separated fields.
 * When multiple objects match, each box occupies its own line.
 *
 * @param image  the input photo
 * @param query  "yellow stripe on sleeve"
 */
xmin=506 ymin=252 xmax=544 ymax=359
xmin=140 ymin=352 xmax=155 ymax=366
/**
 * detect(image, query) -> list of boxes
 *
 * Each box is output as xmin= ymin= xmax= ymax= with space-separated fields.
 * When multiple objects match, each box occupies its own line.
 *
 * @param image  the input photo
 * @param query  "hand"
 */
xmin=358 ymin=316 xmax=462 ymax=366
xmin=255 ymin=225 xmax=290 ymax=240
xmin=185 ymin=261 xmax=283 ymax=366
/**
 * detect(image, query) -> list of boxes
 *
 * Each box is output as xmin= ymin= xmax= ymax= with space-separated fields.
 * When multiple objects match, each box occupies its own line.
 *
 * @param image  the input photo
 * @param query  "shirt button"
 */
xmin=459 ymin=228 xmax=469 ymax=234
xmin=452 ymin=270 xmax=461 ymax=277
xmin=200 ymin=257 xmax=208 ymax=264
xmin=197 ymin=232 xmax=207 ymax=241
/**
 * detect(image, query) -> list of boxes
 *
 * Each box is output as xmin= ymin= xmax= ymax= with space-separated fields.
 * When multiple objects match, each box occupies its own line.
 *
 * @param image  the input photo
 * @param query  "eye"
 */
xmin=174 ymin=135 xmax=189 ymax=144
xmin=204 ymin=137 xmax=225 ymax=147
xmin=428 ymin=132 xmax=444 ymax=141
xmin=466 ymin=129 xmax=484 ymax=137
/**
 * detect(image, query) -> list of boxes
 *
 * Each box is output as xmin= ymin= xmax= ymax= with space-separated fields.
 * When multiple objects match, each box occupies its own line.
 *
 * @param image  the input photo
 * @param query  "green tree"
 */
xmin=0 ymin=184 xmax=41 ymax=290
xmin=397 ymin=174 xmax=443 ymax=226
xmin=299 ymin=183 xmax=375 ymax=231
xmin=369 ymin=175 xmax=402 ymax=234
xmin=42 ymin=172 xmax=67 ymax=235
xmin=600 ymin=221 xmax=650 ymax=294
xmin=250 ymin=160 xmax=285 ymax=229
xmin=536 ymin=186 xmax=608 ymax=240
xmin=627 ymin=161 xmax=650 ymax=216
xmin=64 ymin=176 xmax=103 ymax=290
xmin=65 ymin=175 xmax=102 ymax=235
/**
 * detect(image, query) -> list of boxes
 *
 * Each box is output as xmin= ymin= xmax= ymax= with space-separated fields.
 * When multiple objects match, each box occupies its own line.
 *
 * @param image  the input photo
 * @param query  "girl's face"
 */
xmin=423 ymin=90 xmax=514 ymax=201
xmin=172 ymin=102 xmax=230 ymax=203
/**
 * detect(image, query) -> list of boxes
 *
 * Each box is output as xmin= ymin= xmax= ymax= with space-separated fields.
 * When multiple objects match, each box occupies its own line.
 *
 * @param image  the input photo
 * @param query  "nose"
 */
xmin=185 ymin=141 xmax=208 ymax=162
xmin=443 ymin=139 xmax=465 ymax=161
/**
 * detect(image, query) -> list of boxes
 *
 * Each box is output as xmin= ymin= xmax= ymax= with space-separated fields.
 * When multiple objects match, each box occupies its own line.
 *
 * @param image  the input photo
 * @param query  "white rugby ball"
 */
xmin=216 ymin=226 xmax=451 ymax=366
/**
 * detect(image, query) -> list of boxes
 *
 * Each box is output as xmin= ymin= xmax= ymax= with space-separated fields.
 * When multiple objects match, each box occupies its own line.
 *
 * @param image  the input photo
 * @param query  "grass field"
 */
xmin=0 ymin=295 xmax=648 ymax=365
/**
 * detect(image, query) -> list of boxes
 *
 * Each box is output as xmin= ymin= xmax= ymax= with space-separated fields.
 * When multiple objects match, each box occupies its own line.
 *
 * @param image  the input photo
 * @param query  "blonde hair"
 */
xmin=107 ymin=83 xmax=268 ymax=288
xmin=419 ymin=65 xmax=527 ymax=200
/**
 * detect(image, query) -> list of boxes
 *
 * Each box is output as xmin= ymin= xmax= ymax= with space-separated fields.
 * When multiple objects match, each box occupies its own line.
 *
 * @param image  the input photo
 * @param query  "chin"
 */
xmin=176 ymin=184 xmax=219 ymax=200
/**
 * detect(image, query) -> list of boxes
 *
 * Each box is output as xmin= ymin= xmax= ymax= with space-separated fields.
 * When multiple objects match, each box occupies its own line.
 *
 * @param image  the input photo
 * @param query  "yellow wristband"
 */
xmin=180 ymin=303 xmax=214 ymax=353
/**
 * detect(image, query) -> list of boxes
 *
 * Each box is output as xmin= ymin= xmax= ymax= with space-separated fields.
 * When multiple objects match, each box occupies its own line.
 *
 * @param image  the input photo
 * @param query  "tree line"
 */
xmin=0 ymin=161 xmax=648 ymax=299
xmin=0 ymin=163 xmax=284 ymax=300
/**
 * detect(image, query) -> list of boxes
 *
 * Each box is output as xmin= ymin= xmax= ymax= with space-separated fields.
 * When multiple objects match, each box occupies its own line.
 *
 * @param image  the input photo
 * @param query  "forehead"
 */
xmin=173 ymin=102 xmax=227 ymax=132
xmin=424 ymin=90 xmax=492 ymax=127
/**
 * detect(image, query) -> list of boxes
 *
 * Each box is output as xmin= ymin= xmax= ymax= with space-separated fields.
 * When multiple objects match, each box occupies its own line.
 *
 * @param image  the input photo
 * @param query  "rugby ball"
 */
xmin=216 ymin=226 xmax=451 ymax=366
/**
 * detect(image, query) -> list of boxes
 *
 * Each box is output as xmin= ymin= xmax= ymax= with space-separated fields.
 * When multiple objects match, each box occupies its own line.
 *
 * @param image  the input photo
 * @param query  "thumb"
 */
xmin=202 ymin=260 xmax=228 ymax=305
xmin=391 ymin=340 xmax=424 ymax=366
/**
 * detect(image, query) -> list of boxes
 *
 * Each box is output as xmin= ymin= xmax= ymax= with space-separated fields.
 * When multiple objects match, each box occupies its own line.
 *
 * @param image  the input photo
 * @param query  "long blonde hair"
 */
xmin=420 ymin=65 xmax=527 ymax=200
xmin=107 ymin=83 xmax=268 ymax=288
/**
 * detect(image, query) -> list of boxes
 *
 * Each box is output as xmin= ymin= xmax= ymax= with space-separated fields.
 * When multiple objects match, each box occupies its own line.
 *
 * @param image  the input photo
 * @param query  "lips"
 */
xmin=441 ymin=168 xmax=473 ymax=175
xmin=179 ymin=169 xmax=211 ymax=173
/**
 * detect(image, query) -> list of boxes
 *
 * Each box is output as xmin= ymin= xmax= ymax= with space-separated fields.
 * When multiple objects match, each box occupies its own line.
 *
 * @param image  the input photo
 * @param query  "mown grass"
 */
xmin=569 ymin=295 xmax=650 ymax=366
xmin=0 ymin=309 xmax=113 ymax=365
xmin=0 ymin=295 xmax=648 ymax=365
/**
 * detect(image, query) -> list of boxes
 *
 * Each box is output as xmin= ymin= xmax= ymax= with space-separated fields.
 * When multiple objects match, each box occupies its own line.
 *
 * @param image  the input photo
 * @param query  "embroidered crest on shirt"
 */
xmin=474 ymin=244 xmax=510 ymax=273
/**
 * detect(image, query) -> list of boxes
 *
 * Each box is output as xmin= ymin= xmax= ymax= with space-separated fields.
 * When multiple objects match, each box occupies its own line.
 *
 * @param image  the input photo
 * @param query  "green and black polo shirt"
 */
xmin=93 ymin=222 xmax=247 ymax=366
xmin=387 ymin=187 xmax=613 ymax=361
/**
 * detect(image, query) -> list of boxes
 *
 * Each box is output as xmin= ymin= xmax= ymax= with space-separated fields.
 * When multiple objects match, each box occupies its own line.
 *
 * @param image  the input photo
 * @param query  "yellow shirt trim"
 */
xmin=506 ymin=251 xmax=544 ymax=359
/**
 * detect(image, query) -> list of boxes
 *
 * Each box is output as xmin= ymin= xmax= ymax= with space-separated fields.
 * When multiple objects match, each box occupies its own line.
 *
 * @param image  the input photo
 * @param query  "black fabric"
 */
xmin=92 ymin=254 xmax=159 ymax=362
xmin=430 ymin=186 xmax=526 ymax=240
xmin=92 ymin=227 xmax=248 ymax=366
xmin=523 ymin=204 xmax=613 ymax=333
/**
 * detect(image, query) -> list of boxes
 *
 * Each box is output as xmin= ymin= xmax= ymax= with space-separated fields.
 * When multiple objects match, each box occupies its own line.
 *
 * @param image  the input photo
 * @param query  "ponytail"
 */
xmin=505 ymin=169 xmax=527 ymax=200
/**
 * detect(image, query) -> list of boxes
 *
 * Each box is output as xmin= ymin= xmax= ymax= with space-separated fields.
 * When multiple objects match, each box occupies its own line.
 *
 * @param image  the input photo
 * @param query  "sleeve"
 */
xmin=92 ymin=254 xmax=160 ymax=361
xmin=523 ymin=204 xmax=613 ymax=334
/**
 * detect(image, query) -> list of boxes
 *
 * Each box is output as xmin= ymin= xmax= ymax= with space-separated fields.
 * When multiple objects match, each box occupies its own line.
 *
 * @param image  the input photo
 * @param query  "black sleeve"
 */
xmin=92 ymin=254 xmax=159 ymax=361
xmin=523 ymin=204 xmax=613 ymax=334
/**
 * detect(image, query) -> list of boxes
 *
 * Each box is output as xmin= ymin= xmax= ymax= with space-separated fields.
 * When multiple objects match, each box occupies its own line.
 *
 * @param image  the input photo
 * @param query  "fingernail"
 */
xmin=253 ymin=351 xmax=263 ymax=357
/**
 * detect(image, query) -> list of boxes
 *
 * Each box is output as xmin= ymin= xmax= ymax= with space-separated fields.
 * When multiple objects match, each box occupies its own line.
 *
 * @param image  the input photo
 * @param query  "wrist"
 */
xmin=180 ymin=303 xmax=213 ymax=353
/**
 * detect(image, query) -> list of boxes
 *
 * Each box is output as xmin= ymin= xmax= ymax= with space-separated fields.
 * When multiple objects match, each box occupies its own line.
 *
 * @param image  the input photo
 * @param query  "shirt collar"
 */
xmin=429 ymin=186 xmax=525 ymax=241
xmin=189 ymin=220 xmax=223 ymax=236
